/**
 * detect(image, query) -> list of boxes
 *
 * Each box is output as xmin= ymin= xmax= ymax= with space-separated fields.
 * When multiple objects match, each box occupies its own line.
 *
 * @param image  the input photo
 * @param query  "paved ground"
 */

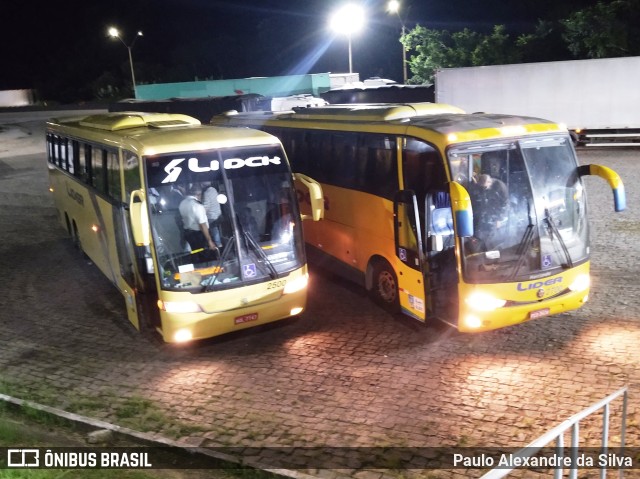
xmin=1 ymin=112 xmax=639 ymax=478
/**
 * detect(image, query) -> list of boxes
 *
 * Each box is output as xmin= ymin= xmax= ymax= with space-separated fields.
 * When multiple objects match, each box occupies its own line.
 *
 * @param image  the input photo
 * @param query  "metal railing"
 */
xmin=481 ymin=387 xmax=628 ymax=479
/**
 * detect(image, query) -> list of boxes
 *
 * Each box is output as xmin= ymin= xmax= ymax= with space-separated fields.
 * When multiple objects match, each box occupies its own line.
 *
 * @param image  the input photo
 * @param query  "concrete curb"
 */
xmin=0 ymin=393 xmax=318 ymax=479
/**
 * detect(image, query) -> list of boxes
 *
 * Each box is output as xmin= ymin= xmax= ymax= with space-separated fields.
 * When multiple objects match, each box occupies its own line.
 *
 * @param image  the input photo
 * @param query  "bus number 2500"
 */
xmin=267 ymin=280 xmax=287 ymax=290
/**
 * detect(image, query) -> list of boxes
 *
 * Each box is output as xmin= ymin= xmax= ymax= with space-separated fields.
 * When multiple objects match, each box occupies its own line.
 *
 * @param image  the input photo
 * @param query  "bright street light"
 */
xmin=108 ymin=27 xmax=143 ymax=98
xmin=330 ymin=4 xmax=365 ymax=74
xmin=387 ymin=0 xmax=408 ymax=84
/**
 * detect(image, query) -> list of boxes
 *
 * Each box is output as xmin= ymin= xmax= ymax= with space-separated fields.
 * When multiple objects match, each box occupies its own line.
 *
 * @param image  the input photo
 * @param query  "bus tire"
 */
xmin=369 ymin=259 xmax=399 ymax=313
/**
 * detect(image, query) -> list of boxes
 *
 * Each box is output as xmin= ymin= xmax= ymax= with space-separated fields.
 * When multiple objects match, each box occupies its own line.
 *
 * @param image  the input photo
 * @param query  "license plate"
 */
xmin=529 ymin=308 xmax=551 ymax=320
xmin=234 ymin=313 xmax=259 ymax=325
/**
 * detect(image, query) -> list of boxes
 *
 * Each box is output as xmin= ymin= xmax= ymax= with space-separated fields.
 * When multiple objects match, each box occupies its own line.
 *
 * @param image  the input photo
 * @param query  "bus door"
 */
xmin=125 ymin=188 xmax=164 ymax=332
xmin=113 ymin=204 xmax=144 ymax=330
xmin=399 ymin=138 xmax=459 ymax=323
xmin=117 ymin=150 xmax=160 ymax=333
xmin=393 ymin=191 xmax=427 ymax=321
xmin=425 ymin=191 xmax=459 ymax=324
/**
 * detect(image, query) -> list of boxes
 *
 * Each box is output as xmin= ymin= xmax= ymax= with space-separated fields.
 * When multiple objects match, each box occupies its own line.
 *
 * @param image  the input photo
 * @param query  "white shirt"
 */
xmin=179 ymin=196 xmax=208 ymax=231
xmin=202 ymin=186 xmax=221 ymax=222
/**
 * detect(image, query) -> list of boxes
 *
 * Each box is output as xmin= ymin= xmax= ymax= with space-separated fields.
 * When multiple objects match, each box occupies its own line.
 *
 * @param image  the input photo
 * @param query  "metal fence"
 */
xmin=481 ymin=387 xmax=628 ymax=479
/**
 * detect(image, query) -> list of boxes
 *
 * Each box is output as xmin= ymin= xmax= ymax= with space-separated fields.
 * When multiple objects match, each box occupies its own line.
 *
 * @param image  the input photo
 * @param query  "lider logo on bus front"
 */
xmin=516 ymin=276 xmax=563 ymax=298
xmin=161 ymin=156 xmax=281 ymax=183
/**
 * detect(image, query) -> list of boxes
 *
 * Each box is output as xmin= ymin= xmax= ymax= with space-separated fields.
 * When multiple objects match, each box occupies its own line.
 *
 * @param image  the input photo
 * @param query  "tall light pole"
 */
xmin=330 ymin=4 xmax=365 ymax=74
xmin=387 ymin=0 xmax=408 ymax=84
xmin=108 ymin=27 xmax=143 ymax=98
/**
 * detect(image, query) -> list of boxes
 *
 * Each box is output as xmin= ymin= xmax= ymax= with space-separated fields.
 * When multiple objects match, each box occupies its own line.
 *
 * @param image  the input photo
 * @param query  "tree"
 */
xmin=401 ymin=25 xmax=524 ymax=84
xmin=561 ymin=0 xmax=640 ymax=58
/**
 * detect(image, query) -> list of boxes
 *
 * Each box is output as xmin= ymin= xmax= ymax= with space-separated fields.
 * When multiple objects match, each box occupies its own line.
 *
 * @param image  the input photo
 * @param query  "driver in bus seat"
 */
xmin=239 ymin=206 xmax=260 ymax=240
xmin=266 ymin=189 xmax=294 ymax=243
xmin=468 ymin=173 xmax=509 ymax=250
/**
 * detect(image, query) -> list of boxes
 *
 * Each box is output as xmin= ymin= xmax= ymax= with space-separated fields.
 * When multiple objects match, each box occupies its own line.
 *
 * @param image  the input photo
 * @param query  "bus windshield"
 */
xmin=145 ymin=145 xmax=305 ymax=292
xmin=448 ymin=135 xmax=589 ymax=283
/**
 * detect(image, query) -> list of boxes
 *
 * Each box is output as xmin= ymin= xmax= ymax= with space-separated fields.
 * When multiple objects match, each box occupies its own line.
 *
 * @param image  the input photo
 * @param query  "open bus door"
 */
xmin=393 ymin=190 xmax=428 ymax=321
xmin=424 ymin=189 xmax=458 ymax=325
xmin=394 ymin=183 xmax=474 ymax=327
xmin=118 ymin=189 xmax=158 ymax=332
xmin=423 ymin=182 xmax=474 ymax=327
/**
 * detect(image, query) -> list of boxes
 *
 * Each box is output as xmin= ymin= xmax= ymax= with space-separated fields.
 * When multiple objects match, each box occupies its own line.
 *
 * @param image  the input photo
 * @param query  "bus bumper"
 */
xmin=158 ymin=290 xmax=307 ymax=343
xmin=457 ymin=263 xmax=591 ymax=333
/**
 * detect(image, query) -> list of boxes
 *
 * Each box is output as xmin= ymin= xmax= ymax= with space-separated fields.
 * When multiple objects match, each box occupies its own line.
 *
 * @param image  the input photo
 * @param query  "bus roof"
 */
xmin=220 ymin=102 xmax=465 ymax=123
xmin=47 ymin=112 xmax=282 ymax=155
xmin=213 ymin=102 xmax=565 ymax=139
xmin=50 ymin=111 xmax=202 ymax=131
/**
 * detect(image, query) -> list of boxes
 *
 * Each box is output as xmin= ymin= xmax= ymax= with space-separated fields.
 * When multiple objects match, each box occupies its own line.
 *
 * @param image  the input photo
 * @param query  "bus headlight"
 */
xmin=465 ymin=292 xmax=506 ymax=311
xmin=569 ymin=274 xmax=590 ymax=293
xmin=283 ymin=274 xmax=308 ymax=294
xmin=158 ymin=300 xmax=203 ymax=313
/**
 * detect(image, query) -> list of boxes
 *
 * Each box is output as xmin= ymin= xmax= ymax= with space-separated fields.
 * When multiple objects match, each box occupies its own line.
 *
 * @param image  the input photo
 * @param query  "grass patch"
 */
xmin=66 ymin=397 xmax=106 ymax=415
xmin=113 ymin=396 xmax=204 ymax=439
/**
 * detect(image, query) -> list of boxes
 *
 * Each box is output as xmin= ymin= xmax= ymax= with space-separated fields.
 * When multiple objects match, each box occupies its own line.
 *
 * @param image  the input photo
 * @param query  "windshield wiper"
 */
xmin=544 ymin=209 xmax=573 ymax=269
xmin=243 ymin=231 xmax=278 ymax=279
xmin=510 ymin=200 xmax=536 ymax=280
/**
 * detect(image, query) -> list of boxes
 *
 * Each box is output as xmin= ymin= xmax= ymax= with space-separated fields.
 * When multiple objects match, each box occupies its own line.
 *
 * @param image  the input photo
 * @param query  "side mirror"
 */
xmin=578 ymin=164 xmax=626 ymax=212
xmin=294 ymin=173 xmax=324 ymax=221
xmin=129 ymin=189 xmax=150 ymax=246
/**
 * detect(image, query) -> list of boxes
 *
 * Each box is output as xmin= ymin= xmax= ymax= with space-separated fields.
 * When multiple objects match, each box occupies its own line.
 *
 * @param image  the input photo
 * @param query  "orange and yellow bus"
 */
xmin=46 ymin=112 xmax=323 ymax=343
xmin=211 ymin=103 xmax=625 ymax=332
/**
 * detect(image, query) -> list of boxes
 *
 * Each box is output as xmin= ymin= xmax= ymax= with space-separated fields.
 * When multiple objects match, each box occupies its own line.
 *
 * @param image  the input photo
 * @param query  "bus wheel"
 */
xmin=370 ymin=260 xmax=399 ymax=312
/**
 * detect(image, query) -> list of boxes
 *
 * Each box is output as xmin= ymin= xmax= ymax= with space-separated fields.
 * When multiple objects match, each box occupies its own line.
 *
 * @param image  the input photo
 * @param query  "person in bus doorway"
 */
xmin=179 ymin=184 xmax=218 ymax=259
xmin=202 ymin=182 xmax=223 ymax=248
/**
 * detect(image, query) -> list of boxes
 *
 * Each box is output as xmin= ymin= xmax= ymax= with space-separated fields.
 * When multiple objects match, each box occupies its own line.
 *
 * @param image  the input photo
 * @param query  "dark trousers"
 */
xmin=184 ymin=229 xmax=207 ymax=251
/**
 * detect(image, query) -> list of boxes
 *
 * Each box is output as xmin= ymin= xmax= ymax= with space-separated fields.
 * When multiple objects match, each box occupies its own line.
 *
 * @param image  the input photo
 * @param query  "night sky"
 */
xmin=2 ymin=0 xmax=598 ymax=100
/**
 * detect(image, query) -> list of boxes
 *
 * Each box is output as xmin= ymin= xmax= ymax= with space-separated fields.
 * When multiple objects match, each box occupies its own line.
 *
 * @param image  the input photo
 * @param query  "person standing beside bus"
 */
xmin=179 ymin=184 xmax=218 ymax=255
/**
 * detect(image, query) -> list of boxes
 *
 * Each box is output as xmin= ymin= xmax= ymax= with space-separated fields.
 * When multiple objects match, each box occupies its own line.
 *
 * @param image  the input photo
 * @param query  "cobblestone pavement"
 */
xmin=1 ymin=114 xmax=639 ymax=478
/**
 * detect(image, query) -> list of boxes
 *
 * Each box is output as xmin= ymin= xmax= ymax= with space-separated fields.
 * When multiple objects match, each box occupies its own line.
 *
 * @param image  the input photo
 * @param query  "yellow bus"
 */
xmin=46 ymin=112 xmax=323 ymax=343
xmin=211 ymin=103 xmax=625 ymax=332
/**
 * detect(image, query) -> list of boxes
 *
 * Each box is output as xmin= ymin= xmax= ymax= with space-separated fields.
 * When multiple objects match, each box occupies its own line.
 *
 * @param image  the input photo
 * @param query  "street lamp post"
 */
xmin=387 ymin=0 xmax=408 ymax=84
xmin=108 ymin=27 xmax=143 ymax=98
xmin=330 ymin=4 xmax=365 ymax=74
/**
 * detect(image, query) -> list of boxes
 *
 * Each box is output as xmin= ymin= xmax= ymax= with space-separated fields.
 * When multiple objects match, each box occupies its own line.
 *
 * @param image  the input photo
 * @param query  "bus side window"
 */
xmin=402 ymin=138 xmax=446 ymax=207
xmin=307 ymin=132 xmax=326 ymax=183
xmin=123 ymin=151 xmax=141 ymax=200
xmin=70 ymin=140 xmax=79 ymax=176
xmin=357 ymin=134 xmax=397 ymax=200
xmin=92 ymin=147 xmax=107 ymax=195
xmin=77 ymin=143 xmax=88 ymax=182
xmin=107 ymin=151 xmax=122 ymax=201
xmin=331 ymin=133 xmax=357 ymax=187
